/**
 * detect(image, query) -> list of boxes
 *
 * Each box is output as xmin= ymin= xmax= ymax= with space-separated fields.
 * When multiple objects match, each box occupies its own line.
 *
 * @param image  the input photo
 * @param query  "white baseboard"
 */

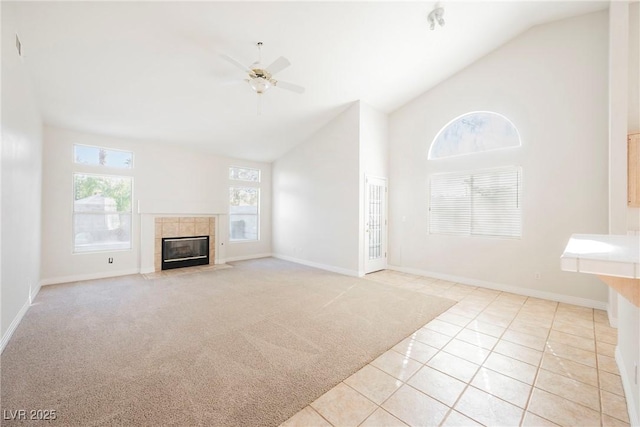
xmin=221 ymin=253 xmax=273 ymax=263
xmin=39 ymin=268 xmax=140 ymax=286
xmin=615 ymin=346 xmax=639 ymax=427
xmin=1 ymin=300 xmax=30 ymax=354
xmin=30 ymin=282 xmax=42 ymax=305
xmin=387 ymin=264 xmax=608 ymax=310
xmin=273 ymin=254 xmax=360 ymax=277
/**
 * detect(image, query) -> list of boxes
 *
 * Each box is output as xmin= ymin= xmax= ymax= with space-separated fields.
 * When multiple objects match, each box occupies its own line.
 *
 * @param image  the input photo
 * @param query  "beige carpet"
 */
xmin=1 ymin=258 xmax=454 ymax=426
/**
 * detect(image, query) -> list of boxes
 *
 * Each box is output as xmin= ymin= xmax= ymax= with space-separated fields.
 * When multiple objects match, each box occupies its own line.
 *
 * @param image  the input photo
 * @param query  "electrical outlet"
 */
xmin=534 ymin=272 xmax=541 ymax=280
xmin=108 ymin=257 xmax=113 ymax=264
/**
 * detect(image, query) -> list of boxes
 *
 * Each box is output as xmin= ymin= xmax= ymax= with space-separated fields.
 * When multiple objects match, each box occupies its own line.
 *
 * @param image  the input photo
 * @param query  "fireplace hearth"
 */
xmin=162 ymin=236 xmax=209 ymax=270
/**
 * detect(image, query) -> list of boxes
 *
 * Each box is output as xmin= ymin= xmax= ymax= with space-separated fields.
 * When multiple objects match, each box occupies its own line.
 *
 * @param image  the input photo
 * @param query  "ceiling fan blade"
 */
xmin=219 ymin=54 xmax=252 ymax=74
xmin=265 ymin=56 xmax=290 ymax=76
xmin=274 ymin=80 xmax=305 ymax=94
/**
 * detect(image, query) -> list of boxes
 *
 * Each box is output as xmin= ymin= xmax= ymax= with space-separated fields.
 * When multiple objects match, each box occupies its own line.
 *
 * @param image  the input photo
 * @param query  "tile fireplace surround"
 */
xmin=154 ymin=217 xmax=216 ymax=272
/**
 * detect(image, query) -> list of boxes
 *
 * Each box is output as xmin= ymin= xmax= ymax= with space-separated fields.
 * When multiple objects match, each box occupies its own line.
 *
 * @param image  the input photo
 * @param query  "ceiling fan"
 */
xmin=220 ymin=42 xmax=305 ymax=96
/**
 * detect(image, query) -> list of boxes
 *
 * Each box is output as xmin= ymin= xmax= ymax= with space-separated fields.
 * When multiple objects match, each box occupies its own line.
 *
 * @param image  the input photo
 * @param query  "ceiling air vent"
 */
xmin=15 ymin=34 xmax=22 ymax=57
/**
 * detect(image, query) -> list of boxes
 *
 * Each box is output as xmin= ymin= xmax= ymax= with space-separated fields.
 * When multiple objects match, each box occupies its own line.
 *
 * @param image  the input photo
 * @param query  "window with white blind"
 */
xmin=429 ymin=166 xmax=522 ymax=238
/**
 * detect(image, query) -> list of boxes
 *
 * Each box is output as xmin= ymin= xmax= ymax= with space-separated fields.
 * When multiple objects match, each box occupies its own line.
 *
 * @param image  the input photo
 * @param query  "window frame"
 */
xmin=428 ymin=111 xmax=521 ymax=160
xmin=72 ymin=172 xmax=134 ymax=253
xmin=73 ymin=143 xmax=134 ymax=169
xmin=428 ymin=166 xmax=522 ymax=239
xmin=228 ymin=165 xmax=261 ymax=183
xmin=228 ymin=185 xmax=261 ymax=243
xmin=228 ymin=166 xmax=262 ymax=243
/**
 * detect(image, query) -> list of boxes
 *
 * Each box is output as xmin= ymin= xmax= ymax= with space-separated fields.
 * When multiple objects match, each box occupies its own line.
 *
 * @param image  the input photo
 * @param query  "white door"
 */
xmin=365 ymin=176 xmax=387 ymax=273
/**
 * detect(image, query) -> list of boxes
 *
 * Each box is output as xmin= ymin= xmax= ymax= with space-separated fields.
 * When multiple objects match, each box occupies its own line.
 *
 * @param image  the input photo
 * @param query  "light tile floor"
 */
xmin=281 ymin=270 xmax=630 ymax=427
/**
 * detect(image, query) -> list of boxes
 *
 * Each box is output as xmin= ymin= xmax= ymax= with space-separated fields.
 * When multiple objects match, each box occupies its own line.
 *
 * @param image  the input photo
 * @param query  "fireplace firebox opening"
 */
xmin=161 ymin=236 xmax=209 ymax=270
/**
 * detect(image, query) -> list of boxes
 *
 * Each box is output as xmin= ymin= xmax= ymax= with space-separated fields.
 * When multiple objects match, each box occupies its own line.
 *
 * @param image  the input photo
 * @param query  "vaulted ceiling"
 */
xmin=10 ymin=1 xmax=607 ymax=162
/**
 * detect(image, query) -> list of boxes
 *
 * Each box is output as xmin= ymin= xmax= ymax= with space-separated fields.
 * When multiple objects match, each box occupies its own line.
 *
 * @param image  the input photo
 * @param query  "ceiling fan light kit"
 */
xmin=428 ymin=5 xmax=445 ymax=30
xmin=221 ymin=41 xmax=305 ymax=99
xmin=249 ymin=77 xmax=271 ymax=94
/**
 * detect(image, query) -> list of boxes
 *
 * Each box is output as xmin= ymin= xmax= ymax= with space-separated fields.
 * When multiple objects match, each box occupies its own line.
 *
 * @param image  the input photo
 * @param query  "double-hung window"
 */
xmin=229 ymin=167 xmax=260 ymax=242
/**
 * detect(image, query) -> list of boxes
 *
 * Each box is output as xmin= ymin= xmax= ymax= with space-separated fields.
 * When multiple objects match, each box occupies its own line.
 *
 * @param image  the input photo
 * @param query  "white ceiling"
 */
xmin=11 ymin=1 xmax=607 ymax=162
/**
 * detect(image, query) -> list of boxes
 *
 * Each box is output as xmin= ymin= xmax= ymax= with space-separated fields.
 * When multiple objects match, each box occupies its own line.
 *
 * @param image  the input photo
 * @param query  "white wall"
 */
xmin=388 ymin=11 xmax=609 ymax=306
xmin=612 ymin=2 xmax=640 ymax=425
xmin=41 ymin=126 xmax=271 ymax=284
xmin=618 ymin=295 xmax=639 ymax=426
xmin=359 ymin=102 xmax=389 ymax=274
xmin=1 ymin=3 xmax=44 ymax=349
xmin=629 ymin=2 xmax=639 ymax=134
xmin=360 ymin=102 xmax=389 ymax=180
xmin=272 ymin=103 xmax=361 ymax=275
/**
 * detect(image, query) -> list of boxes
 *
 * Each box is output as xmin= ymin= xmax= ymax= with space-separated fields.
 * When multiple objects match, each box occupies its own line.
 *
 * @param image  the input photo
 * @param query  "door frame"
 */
xmin=364 ymin=175 xmax=388 ymax=274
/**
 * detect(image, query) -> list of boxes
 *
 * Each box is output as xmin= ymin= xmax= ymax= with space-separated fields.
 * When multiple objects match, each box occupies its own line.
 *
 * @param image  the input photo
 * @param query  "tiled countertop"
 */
xmin=561 ymin=234 xmax=640 ymax=279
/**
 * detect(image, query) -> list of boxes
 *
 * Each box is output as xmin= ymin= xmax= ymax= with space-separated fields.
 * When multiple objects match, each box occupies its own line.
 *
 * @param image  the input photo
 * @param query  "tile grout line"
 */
xmin=310 ymin=405 xmax=335 ymax=427
xmin=454 ymin=292 xmax=546 ymax=425
xmin=452 ymin=292 xmax=552 ymax=422
xmin=440 ymin=280 xmax=621 ymax=424
xmin=519 ymin=295 xmax=560 ymax=426
xmin=291 ymin=272 xmax=625 ymax=427
xmin=364 ymin=285 xmax=497 ymax=426
xmin=593 ymin=307 xmax=605 ymax=427
xmin=436 ymin=289 xmax=506 ymax=426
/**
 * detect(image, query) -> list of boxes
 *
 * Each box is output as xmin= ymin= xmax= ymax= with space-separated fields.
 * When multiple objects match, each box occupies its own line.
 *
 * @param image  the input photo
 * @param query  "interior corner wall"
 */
xmin=627 ymin=2 xmax=639 ymax=232
xmin=1 ymin=3 xmax=43 ymax=345
xmin=359 ymin=102 xmax=389 ymax=180
xmin=388 ymin=10 xmax=609 ymax=305
xmin=629 ymin=2 xmax=639 ymax=135
xmin=358 ymin=102 xmax=390 ymax=274
xmin=272 ymin=103 xmax=361 ymax=275
xmin=618 ymin=294 xmax=640 ymax=426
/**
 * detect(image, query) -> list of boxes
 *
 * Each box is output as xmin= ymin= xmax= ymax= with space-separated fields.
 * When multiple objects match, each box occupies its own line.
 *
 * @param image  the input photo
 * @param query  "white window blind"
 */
xmin=429 ymin=166 xmax=521 ymax=238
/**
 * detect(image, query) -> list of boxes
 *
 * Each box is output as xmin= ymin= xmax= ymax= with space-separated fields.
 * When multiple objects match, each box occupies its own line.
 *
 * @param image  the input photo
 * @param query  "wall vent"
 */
xmin=15 ymin=34 xmax=22 ymax=57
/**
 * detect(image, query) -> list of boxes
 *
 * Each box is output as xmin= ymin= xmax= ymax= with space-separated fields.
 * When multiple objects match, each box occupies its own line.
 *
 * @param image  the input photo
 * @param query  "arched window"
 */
xmin=428 ymin=111 xmax=522 ymax=238
xmin=428 ymin=111 xmax=521 ymax=159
